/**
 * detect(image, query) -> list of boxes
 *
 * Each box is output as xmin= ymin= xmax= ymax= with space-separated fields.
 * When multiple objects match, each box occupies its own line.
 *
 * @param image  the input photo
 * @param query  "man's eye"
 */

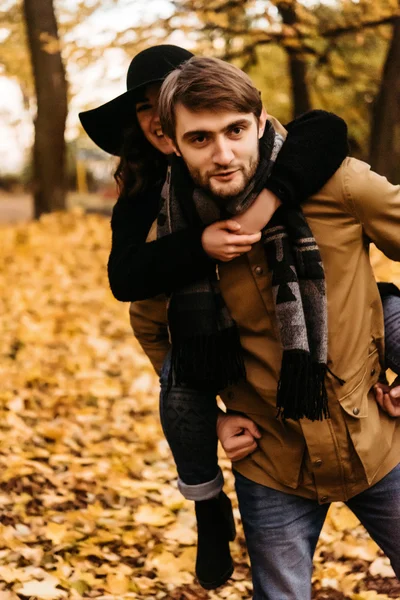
xmin=231 ymin=126 xmax=244 ymax=136
xmin=192 ymin=135 xmax=208 ymax=145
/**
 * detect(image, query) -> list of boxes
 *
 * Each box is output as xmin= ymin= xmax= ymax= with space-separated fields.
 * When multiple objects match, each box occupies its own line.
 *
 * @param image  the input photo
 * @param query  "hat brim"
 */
xmin=79 ymin=78 xmax=163 ymax=156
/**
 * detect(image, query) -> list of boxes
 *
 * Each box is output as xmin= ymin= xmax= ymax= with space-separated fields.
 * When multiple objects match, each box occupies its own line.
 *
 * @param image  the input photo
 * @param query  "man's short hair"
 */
xmin=159 ymin=56 xmax=262 ymax=142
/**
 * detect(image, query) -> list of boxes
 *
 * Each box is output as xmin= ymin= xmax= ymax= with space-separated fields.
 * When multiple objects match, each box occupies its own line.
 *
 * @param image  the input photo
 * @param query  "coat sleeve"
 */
xmin=129 ymin=295 xmax=171 ymax=376
xmin=267 ymin=110 xmax=348 ymax=207
xmin=342 ymin=157 xmax=400 ymax=261
xmin=108 ymin=192 xmax=213 ymax=302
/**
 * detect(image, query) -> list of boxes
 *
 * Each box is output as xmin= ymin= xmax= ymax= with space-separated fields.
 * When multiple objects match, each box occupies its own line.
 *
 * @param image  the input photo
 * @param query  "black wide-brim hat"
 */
xmin=79 ymin=45 xmax=194 ymax=156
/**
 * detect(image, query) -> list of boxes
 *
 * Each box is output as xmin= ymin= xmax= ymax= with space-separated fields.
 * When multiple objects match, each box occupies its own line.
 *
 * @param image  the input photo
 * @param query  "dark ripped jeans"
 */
xmin=159 ymin=354 xmax=223 ymax=500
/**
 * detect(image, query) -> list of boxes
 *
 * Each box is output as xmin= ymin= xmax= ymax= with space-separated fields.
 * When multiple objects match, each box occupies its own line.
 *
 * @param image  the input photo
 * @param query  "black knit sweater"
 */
xmin=108 ymin=110 xmax=348 ymax=302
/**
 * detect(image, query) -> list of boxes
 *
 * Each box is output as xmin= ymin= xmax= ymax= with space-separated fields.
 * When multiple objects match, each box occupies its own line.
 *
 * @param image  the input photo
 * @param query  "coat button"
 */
xmin=314 ymin=459 xmax=323 ymax=468
xmin=353 ymin=407 xmax=360 ymax=416
xmin=370 ymin=368 xmax=376 ymax=376
xmin=227 ymin=391 xmax=234 ymax=400
xmin=254 ymin=266 xmax=263 ymax=275
xmin=320 ymin=496 xmax=328 ymax=503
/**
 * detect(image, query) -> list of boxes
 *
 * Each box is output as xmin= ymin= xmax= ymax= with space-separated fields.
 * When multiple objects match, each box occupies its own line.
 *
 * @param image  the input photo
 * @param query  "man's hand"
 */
xmin=202 ymin=220 xmax=261 ymax=262
xmin=217 ymin=412 xmax=262 ymax=462
xmin=374 ymin=376 xmax=400 ymax=417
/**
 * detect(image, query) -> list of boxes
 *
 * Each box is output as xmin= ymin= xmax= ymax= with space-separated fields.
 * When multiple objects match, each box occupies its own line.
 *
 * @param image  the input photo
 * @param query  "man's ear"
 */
xmin=162 ymin=133 xmax=181 ymax=156
xmin=258 ymin=107 xmax=269 ymax=139
xmin=168 ymin=137 xmax=181 ymax=157
xmin=173 ymin=144 xmax=181 ymax=157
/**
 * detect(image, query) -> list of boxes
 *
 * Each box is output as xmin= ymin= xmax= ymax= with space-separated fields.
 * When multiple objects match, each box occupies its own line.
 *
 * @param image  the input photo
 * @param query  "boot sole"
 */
xmin=197 ymin=561 xmax=234 ymax=590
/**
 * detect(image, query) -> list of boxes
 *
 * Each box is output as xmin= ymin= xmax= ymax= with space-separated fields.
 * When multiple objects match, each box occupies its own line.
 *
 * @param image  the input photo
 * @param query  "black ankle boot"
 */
xmin=194 ymin=491 xmax=236 ymax=590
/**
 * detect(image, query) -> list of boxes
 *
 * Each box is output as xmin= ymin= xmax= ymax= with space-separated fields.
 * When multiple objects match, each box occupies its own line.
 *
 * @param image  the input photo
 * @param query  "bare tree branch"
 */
xmin=322 ymin=13 xmax=400 ymax=38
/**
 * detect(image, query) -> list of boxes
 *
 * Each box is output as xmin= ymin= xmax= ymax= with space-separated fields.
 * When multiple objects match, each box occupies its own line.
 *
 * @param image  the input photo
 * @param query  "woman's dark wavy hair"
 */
xmin=114 ymin=113 xmax=167 ymax=198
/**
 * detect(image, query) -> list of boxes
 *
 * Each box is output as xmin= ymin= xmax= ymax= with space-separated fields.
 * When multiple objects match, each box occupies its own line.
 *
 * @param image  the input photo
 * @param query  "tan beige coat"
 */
xmin=130 ymin=156 xmax=400 ymax=504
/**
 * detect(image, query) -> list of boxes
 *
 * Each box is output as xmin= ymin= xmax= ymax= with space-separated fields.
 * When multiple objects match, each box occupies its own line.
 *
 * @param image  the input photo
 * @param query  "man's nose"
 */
xmin=213 ymin=138 xmax=234 ymax=166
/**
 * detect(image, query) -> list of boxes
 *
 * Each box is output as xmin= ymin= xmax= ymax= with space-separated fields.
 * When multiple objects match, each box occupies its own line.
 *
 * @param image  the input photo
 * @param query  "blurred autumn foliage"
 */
xmin=0 ymin=211 xmax=400 ymax=599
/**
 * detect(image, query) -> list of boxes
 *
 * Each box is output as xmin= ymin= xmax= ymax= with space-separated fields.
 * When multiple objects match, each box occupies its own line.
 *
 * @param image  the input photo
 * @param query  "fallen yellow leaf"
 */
xmin=17 ymin=579 xmax=67 ymax=599
xmin=134 ymin=504 xmax=175 ymax=527
xmin=105 ymin=573 xmax=130 ymax=594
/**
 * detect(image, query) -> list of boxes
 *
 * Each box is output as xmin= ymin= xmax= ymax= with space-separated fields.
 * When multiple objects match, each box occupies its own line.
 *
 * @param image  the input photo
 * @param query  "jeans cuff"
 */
xmin=178 ymin=468 xmax=224 ymax=501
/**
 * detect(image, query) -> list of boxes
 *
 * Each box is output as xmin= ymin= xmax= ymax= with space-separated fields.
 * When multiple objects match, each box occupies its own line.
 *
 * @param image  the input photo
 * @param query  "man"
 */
xmin=145 ymin=56 xmax=400 ymax=599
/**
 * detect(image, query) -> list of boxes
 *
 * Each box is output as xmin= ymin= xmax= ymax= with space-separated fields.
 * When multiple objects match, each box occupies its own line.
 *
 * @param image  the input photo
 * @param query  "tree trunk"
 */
xmin=286 ymin=51 xmax=312 ymax=117
xmin=277 ymin=1 xmax=312 ymax=118
xmin=369 ymin=18 xmax=400 ymax=184
xmin=23 ymin=0 xmax=68 ymax=217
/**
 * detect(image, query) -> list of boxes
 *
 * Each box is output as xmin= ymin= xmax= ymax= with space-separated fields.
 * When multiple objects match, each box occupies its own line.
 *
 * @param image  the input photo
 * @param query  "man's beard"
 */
xmin=186 ymin=153 xmax=259 ymax=201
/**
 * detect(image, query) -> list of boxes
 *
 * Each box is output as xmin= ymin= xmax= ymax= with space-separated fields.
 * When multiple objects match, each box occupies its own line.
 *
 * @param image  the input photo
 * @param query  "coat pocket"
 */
xmin=334 ymin=347 xmax=381 ymax=419
xmin=331 ymin=346 xmax=395 ymax=483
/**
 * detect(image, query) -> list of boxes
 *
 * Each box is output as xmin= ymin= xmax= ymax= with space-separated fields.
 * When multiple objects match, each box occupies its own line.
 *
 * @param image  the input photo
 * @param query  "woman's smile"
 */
xmin=136 ymin=83 xmax=174 ymax=154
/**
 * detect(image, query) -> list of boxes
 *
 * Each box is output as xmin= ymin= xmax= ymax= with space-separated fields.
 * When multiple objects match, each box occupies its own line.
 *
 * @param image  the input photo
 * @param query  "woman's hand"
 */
xmin=217 ymin=412 xmax=261 ymax=462
xmin=201 ymin=220 xmax=261 ymax=262
xmin=202 ymin=189 xmax=281 ymax=262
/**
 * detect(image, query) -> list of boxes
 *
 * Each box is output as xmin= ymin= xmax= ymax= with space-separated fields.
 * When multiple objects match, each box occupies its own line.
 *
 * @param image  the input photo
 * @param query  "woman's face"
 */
xmin=135 ymin=83 xmax=174 ymax=155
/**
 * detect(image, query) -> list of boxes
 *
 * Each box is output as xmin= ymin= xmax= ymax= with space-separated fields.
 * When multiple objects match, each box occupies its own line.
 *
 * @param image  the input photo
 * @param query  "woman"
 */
xmin=79 ymin=45 xmax=399 ymax=589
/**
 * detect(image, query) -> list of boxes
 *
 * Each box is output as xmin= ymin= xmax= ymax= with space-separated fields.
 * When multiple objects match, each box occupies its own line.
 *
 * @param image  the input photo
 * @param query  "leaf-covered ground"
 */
xmin=0 ymin=210 xmax=399 ymax=600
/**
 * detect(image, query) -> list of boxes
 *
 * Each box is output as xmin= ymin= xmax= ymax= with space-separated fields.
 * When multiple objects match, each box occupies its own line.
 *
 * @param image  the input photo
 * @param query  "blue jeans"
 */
xmin=382 ymin=293 xmax=400 ymax=374
xmin=234 ymin=464 xmax=400 ymax=600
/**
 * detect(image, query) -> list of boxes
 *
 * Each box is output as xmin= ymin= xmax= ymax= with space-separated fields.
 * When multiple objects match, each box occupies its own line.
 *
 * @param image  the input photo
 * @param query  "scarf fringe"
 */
xmin=170 ymin=326 xmax=246 ymax=391
xmin=276 ymin=350 xmax=330 ymax=421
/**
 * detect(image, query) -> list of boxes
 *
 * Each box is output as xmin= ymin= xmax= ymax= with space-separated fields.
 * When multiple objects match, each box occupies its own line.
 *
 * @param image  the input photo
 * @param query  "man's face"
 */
xmin=173 ymin=104 xmax=266 ymax=200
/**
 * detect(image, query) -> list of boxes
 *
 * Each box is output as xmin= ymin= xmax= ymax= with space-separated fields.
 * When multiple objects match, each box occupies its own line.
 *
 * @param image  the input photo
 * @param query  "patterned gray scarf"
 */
xmin=157 ymin=122 xmax=339 ymax=421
